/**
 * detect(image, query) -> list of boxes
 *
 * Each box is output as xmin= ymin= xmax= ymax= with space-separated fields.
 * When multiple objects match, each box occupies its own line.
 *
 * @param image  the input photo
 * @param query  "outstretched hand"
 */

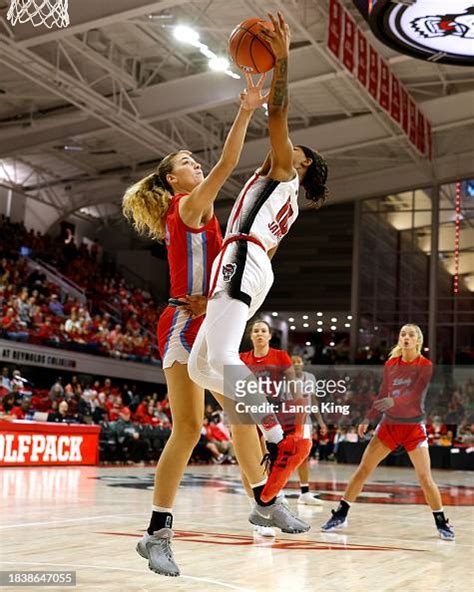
xmin=240 ymin=73 xmax=270 ymax=111
xmin=177 ymin=295 xmax=208 ymax=319
xmin=259 ymin=11 xmax=290 ymax=59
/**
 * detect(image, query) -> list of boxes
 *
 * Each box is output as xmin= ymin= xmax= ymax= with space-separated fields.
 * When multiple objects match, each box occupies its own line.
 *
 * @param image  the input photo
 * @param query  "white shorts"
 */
xmin=208 ymin=240 xmax=274 ymax=318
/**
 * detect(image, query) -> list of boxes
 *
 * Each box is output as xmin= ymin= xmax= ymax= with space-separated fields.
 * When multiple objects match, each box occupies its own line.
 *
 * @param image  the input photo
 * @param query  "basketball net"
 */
xmin=7 ymin=0 xmax=69 ymax=28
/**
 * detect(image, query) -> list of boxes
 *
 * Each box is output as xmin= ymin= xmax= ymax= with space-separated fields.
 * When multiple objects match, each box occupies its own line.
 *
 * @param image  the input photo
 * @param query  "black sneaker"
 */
xmin=321 ymin=510 xmax=348 ymax=532
xmin=437 ymin=520 xmax=455 ymax=541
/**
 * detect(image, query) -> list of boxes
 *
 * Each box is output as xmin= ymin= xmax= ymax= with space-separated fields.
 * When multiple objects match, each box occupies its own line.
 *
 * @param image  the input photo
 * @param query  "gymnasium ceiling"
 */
xmin=0 ymin=0 xmax=473 ymax=230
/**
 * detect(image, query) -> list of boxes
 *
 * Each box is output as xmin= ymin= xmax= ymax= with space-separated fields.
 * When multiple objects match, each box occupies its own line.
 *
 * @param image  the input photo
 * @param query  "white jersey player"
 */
xmin=189 ymin=11 xmax=329 ymax=503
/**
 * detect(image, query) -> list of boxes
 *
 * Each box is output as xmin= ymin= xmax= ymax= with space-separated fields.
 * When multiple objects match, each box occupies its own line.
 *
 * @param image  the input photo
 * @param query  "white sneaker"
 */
xmin=276 ymin=492 xmax=290 ymax=507
xmin=298 ymin=492 xmax=324 ymax=506
xmin=253 ymin=524 xmax=276 ymax=537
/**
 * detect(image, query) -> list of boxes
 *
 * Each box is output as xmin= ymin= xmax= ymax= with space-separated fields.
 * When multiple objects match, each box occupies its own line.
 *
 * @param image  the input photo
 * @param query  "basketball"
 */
xmin=228 ymin=18 xmax=275 ymax=74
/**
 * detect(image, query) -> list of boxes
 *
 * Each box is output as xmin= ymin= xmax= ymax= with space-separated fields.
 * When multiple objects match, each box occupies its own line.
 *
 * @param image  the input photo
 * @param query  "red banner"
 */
xmin=368 ymin=46 xmax=379 ymax=100
xmin=327 ymin=0 xmax=343 ymax=58
xmin=342 ymin=12 xmax=356 ymax=72
xmin=357 ymin=30 xmax=368 ymax=86
xmin=401 ymin=86 xmax=409 ymax=135
xmin=409 ymin=99 xmax=417 ymax=145
xmin=0 ymin=420 xmax=100 ymax=466
xmin=426 ymin=120 xmax=433 ymax=160
xmin=390 ymin=74 xmax=401 ymax=123
xmin=417 ymin=111 xmax=426 ymax=155
xmin=379 ymin=60 xmax=390 ymax=111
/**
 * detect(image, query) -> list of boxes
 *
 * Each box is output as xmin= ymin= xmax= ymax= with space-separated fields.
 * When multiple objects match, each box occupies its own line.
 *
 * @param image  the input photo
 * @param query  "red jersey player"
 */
xmin=322 ymin=324 xmax=455 ymax=541
xmin=122 ymin=76 xmax=271 ymax=576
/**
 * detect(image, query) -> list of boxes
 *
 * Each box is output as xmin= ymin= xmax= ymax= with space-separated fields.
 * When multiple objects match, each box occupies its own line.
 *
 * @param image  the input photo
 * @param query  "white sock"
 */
xmin=152 ymin=505 xmax=173 ymax=513
xmin=261 ymin=424 xmax=284 ymax=444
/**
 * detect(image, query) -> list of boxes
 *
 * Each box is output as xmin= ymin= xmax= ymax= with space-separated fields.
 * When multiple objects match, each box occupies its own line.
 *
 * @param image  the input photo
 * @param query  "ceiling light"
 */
xmin=173 ymin=25 xmax=200 ymax=44
xmin=331 ymin=317 xmax=337 ymax=322
xmin=271 ymin=312 xmax=278 ymax=317
xmin=317 ymin=328 xmax=323 ymax=333
xmin=347 ymin=315 xmax=353 ymax=320
xmin=331 ymin=325 xmax=336 ymax=331
xmin=345 ymin=323 xmax=351 ymax=328
xmin=317 ymin=321 xmax=323 ymax=326
xmin=317 ymin=312 xmax=323 ymax=317
xmin=209 ymin=56 xmax=230 ymax=71
xmin=329 ymin=341 xmax=335 ymax=347
xmin=302 ymin=315 xmax=308 ymax=320
xmin=305 ymin=341 xmax=311 ymax=346
xmin=288 ymin=317 xmax=294 ymax=322
xmin=303 ymin=323 xmax=309 ymax=328
xmin=290 ymin=325 xmax=296 ymax=331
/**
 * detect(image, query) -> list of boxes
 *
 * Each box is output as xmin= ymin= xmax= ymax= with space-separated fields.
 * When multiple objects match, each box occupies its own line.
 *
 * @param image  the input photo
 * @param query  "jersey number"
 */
xmin=268 ymin=198 xmax=294 ymax=239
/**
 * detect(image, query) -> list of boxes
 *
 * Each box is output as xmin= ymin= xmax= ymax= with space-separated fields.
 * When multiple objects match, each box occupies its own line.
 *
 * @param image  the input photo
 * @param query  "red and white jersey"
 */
xmin=367 ymin=355 xmax=433 ymax=423
xmin=225 ymin=171 xmax=299 ymax=251
xmin=164 ymin=194 xmax=222 ymax=298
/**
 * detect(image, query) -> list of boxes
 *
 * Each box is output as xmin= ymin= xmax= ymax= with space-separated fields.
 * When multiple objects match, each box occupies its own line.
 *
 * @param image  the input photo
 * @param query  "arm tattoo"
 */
xmin=270 ymin=58 xmax=288 ymax=108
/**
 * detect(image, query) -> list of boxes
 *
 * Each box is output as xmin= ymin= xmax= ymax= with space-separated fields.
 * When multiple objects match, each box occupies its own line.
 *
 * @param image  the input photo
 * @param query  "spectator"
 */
xmin=48 ymin=295 xmax=66 ymax=318
xmin=203 ymin=417 xmax=235 ymax=462
xmin=48 ymin=400 xmax=71 ymax=423
xmin=10 ymin=397 xmax=32 ymax=420
xmin=110 ymin=407 xmax=149 ymax=464
xmin=1 ymin=367 xmax=11 ymax=391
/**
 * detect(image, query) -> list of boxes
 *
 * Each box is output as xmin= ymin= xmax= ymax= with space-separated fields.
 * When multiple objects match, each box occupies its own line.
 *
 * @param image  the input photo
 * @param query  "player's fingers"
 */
xmin=267 ymin=12 xmax=279 ymax=32
xmin=277 ymin=11 xmax=286 ymax=29
xmin=257 ymin=72 xmax=266 ymax=88
xmin=244 ymin=72 xmax=254 ymax=87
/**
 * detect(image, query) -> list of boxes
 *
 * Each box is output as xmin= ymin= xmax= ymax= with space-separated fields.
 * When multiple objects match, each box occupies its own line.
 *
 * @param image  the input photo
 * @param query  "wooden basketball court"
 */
xmin=1 ymin=462 xmax=472 ymax=591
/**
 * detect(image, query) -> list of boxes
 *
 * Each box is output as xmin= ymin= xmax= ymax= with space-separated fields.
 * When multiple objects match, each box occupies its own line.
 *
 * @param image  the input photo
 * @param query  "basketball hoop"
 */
xmin=7 ymin=0 xmax=69 ymax=29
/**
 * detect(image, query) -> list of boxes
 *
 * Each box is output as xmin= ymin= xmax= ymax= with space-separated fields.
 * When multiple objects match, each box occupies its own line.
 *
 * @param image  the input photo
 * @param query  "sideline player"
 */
xmin=291 ymin=354 xmax=325 ymax=505
xmin=189 ymin=11 xmax=329 ymax=504
xmin=321 ymin=324 xmax=455 ymax=541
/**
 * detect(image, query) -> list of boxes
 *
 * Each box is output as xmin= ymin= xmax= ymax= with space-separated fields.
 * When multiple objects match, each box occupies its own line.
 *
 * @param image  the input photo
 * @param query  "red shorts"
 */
xmin=157 ymin=306 xmax=204 ymax=369
xmin=375 ymin=422 xmax=428 ymax=452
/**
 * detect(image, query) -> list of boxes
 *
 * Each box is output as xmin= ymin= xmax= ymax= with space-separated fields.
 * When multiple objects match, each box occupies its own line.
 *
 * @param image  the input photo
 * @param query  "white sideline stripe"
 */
xmin=0 ymin=513 xmax=146 ymax=530
xmin=0 ymin=562 xmax=252 ymax=591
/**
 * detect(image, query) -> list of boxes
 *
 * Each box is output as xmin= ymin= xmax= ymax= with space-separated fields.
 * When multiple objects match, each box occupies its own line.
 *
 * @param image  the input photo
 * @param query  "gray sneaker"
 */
xmin=136 ymin=528 xmax=180 ymax=577
xmin=249 ymin=502 xmax=311 ymax=534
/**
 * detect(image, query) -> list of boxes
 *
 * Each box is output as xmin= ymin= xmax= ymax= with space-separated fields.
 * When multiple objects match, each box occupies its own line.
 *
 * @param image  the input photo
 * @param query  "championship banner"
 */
xmin=329 ymin=1 xmax=434 ymax=158
xmin=327 ymin=0 xmax=344 ymax=58
xmin=426 ymin=120 xmax=433 ymax=161
xmin=379 ymin=60 xmax=390 ymax=111
xmin=390 ymin=74 xmax=401 ymax=123
xmin=368 ymin=46 xmax=379 ymax=100
xmin=417 ymin=111 xmax=426 ymax=155
xmin=357 ymin=29 xmax=368 ymax=86
xmin=401 ymin=86 xmax=409 ymax=135
xmin=0 ymin=420 xmax=100 ymax=466
xmin=409 ymin=98 xmax=418 ymax=145
xmin=342 ymin=11 xmax=356 ymax=72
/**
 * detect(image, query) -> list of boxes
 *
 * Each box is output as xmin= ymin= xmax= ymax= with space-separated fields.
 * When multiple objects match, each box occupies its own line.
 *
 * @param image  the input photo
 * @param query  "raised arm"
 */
xmin=259 ymin=12 xmax=294 ymax=181
xmin=180 ymin=75 xmax=268 ymax=222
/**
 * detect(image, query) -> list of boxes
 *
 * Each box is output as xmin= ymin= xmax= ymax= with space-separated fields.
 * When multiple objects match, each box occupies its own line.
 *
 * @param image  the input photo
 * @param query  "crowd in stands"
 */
xmin=0 ymin=216 xmax=160 ymax=363
xmin=0 ymin=367 xmax=238 ymax=465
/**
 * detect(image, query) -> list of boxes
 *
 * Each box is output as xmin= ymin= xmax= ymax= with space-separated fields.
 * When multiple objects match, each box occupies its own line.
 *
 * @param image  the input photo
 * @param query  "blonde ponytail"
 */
xmin=389 ymin=324 xmax=423 ymax=359
xmin=122 ymin=151 xmax=181 ymax=241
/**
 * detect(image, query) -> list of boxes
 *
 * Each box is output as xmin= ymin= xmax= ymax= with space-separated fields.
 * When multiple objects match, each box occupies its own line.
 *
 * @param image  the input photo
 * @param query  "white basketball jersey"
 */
xmin=225 ymin=171 xmax=300 ymax=252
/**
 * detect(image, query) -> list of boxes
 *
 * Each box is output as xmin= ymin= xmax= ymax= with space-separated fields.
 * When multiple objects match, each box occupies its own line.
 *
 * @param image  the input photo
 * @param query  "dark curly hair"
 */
xmin=297 ymin=145 xmax=329 ymax=209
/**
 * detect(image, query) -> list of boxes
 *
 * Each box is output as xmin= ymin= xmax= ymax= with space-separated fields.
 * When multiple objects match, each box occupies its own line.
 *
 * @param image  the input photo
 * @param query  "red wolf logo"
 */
xmin=222 ymin=263 xmax=237 ymax=282
xmin=411 ymin=7 xmax=474 ymax=39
